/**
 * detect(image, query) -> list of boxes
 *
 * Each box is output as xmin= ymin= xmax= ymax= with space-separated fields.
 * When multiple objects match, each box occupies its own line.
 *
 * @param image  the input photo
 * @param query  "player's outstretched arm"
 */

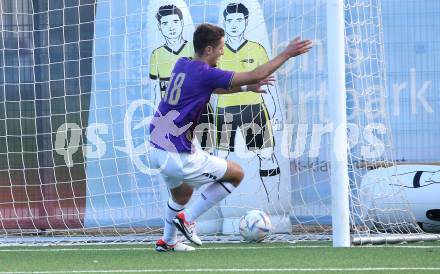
xmin=213 ymin=76 xmax=275 ymax=94
xmin=231 ymin=37 xmax=312 ymax=87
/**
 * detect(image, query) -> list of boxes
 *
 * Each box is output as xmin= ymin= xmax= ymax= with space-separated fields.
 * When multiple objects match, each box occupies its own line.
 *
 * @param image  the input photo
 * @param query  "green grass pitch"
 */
xmin=1 ymin=241 xmax=440 ymax=273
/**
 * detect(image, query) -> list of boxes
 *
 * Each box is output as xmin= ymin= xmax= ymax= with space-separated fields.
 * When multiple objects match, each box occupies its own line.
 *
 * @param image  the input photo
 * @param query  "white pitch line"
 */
xmin=2 ymin=267 xmax=440 ymax=273
xmin=0 ymin=246 xmax=308 ymax=252
xmin=0 ymin=245 xmax=440 ymax=252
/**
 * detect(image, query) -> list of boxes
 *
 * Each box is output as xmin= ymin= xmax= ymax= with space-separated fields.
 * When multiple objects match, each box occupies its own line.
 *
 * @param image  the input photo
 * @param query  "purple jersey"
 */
xmin=150 ymin=57 xmax=234 ymax=153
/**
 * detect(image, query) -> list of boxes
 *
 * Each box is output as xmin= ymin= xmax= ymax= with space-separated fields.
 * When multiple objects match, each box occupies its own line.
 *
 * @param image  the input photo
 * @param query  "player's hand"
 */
xmin=249 ymin=76 xmax=275 ymax=94
xmin=284 ymin=37 xmax=313 ymax=58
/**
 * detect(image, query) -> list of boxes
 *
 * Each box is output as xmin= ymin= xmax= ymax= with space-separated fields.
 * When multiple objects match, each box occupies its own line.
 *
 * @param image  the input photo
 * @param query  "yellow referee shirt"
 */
xmin=149 ymin=41 xmax=194 ymax=96
xmin=217 ymin=40 xmax=269 ymax=107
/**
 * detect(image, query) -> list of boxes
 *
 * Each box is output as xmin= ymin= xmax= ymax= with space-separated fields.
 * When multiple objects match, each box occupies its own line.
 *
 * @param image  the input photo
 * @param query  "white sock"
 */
xmin=163 ymin=198 xmax=185 ymax=245
xmin=185 ymin=182 xmax=235 ymax=223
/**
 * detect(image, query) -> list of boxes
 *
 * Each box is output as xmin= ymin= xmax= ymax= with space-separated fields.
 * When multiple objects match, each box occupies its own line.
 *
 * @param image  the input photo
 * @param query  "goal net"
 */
xmin=0 ymin=0 xmax=438 ymax=245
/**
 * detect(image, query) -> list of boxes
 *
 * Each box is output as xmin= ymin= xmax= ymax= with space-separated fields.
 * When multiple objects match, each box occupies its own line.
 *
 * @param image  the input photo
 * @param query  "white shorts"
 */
xmin=149 ymin=147 xmax=228 ymax=189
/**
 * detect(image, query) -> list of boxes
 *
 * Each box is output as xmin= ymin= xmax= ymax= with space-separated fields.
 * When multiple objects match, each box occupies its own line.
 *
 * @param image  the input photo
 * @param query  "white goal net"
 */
xmin=0 ymin=0 xmax=438 ymax=245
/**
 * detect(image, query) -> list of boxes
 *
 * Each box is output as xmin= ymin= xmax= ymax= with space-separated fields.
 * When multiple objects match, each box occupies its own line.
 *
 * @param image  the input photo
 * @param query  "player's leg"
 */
xmin=164 ymin=183 xmax=193 ymax=244
xmin=149 ymin=148 xmax=196 ymax=252
xmin=173 ymin=151 xmax=244 ymax=245
xmin=183 ymin=160 xmax=243 ymax=221
xmin=156 ymin=182 xmax=195 ymax=252
xmin=156 ymin=180 xmax=196 ymax=252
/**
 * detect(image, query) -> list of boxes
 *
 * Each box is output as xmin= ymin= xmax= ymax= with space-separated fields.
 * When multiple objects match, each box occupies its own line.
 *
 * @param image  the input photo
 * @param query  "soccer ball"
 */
xmin=239 ymin=210 xmax=272 ymax=242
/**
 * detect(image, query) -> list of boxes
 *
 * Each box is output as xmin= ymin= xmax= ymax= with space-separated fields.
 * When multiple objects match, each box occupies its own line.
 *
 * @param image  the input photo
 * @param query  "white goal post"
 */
xmin=327 ymin=0 xmax=350 ymax=247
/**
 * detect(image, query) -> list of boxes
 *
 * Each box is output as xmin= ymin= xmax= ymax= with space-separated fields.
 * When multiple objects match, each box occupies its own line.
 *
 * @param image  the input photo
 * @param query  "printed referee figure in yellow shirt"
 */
xmin=150 ymin=5 xmax=214 ymax=151
xmin=216 ymin=3 xmax=280 ymax=201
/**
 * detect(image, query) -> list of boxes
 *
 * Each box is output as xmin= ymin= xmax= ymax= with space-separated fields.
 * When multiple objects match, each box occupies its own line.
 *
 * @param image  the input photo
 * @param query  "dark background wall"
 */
xmin=0 ymin=0 xmax=95 ymax=230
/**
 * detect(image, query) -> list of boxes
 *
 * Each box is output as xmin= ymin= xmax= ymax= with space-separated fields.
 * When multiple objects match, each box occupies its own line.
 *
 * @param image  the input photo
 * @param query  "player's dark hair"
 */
xmin=156 ymin=5 xmax=183 ymax=22
xmin=223 ymin=3 xmax=249 ymax=19
xmin=193 ymin=23 xmax=225 ymax=56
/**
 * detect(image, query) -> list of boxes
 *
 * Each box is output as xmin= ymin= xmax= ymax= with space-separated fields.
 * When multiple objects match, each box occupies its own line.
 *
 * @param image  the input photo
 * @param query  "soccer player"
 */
xmin=150 ymin=5 xmax=215 ymax=152
xmin=217 ymin=3 xmax=281 ymax=201
xmin=149 ymin=24 xmax=312 ymax=252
